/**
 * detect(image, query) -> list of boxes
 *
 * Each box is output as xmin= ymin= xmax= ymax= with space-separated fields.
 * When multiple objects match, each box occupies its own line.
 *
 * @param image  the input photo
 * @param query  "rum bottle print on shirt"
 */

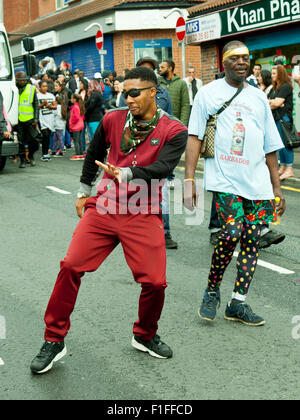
xmin=230 ymin=112 xmax=245 ymax=156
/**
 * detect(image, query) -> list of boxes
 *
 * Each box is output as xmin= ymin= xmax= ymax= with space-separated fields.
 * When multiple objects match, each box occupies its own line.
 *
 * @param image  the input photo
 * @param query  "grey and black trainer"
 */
xmin=30 ymin=341 xmax=67 ymax=374
xmin=132 ymin=334 xmax=173 ymax=359
xmin=198 ymin=288 xmax=221 ymax=321
xmin=224 ymin=302 xmax=265 ymax=326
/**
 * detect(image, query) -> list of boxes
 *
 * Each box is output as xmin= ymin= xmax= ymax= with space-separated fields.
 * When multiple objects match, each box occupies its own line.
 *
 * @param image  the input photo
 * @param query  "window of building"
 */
xmin=133 ymin=39 xmax=173 ymax=67
xmin=56 ymin=0 xmax=71 ymax=10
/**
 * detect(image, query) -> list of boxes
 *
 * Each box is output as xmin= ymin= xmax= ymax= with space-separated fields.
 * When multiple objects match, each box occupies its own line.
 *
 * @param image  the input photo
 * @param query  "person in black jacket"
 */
xmin=85 ymin=79 xmax=104 ymax=139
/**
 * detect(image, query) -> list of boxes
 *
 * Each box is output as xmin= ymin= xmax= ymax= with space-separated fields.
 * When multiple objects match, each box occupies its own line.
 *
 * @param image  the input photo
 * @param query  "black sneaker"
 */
xmin=258 ymin=230 xmax=285 ymax=249
xmin=165 ymin=233 xmax=178 ymax=249
xmin=30 ymin=341 xmax=67 ymax=374
xmin=131 ymin=334 xmax=173 ymax=359
xmin=224 ymin=302 xmax=265 ymax=326
xmin=198 ymin=288 xmax=221 ymax=321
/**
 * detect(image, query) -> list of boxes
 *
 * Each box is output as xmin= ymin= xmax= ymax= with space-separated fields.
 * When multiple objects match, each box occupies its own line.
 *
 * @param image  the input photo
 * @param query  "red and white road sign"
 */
xmin=176 ymin=17 xmax=186 ymax=42
xmin=95 ymin=29 xmax=103 ymax=50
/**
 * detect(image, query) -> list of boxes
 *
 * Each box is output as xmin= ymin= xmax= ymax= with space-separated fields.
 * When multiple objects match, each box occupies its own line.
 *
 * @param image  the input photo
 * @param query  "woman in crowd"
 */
xmin=55 ymin=80 xmax=72 ymax=149
xmin=258 ymin=69 xmax=272 ymax=95
xmin=104 ymin=76 xmax=124 ymax=110
xmin=51 ymin=95 xmax=68 ymax=157
xmin=85 ymin=79 xmax=103 ymax=139
xmin=79 ymin=78 xmax=89 ymax=153
xmin=268 ymin=64 xmax=294 ymax=180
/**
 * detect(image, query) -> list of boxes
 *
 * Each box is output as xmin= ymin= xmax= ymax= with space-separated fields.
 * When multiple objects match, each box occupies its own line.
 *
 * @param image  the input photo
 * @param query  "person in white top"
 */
xmin=184 ymin=67 xmax=203 ymax=110
xmin=37 ymin=80 xmax=56 ymax=161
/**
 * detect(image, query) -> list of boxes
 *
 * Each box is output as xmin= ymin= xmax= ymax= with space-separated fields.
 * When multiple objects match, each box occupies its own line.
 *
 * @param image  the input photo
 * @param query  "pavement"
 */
xmin=180 ymin=148 xmax=300 ymax=189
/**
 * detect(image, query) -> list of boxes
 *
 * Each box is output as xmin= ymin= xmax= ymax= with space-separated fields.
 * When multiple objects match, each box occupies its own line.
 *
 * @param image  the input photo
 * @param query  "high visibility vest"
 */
xmin=19 ymin=84 xmax=36 ymax=122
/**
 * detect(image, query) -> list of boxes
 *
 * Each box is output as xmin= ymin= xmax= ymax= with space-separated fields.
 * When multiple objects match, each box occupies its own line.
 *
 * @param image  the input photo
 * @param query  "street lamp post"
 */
xmin=84 ymin=22 xmax=105 ymax=72
xmin=164 ymin=8 xmax=186 ymax=78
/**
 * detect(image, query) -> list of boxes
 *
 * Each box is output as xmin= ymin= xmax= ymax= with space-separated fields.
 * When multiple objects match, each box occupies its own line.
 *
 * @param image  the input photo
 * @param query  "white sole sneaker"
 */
xmin=35 ymin=345 xmax=67 ymax=374
xmin=131 ymin=337 xmax=169 ymax=359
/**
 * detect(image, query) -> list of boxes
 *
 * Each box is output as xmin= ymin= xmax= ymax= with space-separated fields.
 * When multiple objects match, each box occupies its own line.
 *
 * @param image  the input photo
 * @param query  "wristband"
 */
xmin=184 ymin=178 xmax=195 ymax=182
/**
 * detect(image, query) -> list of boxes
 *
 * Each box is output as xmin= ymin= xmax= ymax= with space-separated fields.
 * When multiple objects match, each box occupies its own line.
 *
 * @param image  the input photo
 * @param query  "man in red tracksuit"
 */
xmin=30 ymin=66 xmax=188 ymax=374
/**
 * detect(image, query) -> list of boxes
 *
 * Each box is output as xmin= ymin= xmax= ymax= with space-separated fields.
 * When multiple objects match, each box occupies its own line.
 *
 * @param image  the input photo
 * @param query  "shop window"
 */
xmin=134 ymin=39 xmax=172 ymax=67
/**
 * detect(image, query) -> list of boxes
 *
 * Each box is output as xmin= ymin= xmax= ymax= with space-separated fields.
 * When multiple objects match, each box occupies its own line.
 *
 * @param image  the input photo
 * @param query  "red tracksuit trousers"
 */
xmin=44 ymin=204 xmax=167 ymax=342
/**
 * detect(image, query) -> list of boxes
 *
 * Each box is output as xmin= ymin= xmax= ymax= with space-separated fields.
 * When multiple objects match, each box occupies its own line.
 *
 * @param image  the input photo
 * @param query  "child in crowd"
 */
xmin=69 ymin=94 xmax=85 ymax=160
xmin=52 ymin=95 xmax=67 ymax=157
xmin=37 ymin=81 xmax=56 ymax=161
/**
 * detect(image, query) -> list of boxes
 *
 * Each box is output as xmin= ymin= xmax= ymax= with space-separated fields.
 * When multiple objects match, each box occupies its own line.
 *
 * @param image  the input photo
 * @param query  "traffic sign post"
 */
xmin=84 ymin=22 xmax=105 ymax=73
xmin=95 ymin=29 xmax=104 ymax=72
xmin=164 ymin=9 xmax=187 ymax=78
xmin=176 ymin=16 xmax=186 ymax=78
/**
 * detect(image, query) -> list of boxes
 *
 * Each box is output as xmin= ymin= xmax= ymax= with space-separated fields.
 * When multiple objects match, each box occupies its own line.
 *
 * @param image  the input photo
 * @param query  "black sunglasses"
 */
xmin=122 ymin=86 xmax=156 ymax=99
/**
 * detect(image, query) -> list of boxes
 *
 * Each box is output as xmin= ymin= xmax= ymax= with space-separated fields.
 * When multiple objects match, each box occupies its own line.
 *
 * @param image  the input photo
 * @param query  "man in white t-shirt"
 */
xmin=184 ymin=40 xmax=285 ymax=327
xmin=184 ymin=66 xmax=203 ymax=111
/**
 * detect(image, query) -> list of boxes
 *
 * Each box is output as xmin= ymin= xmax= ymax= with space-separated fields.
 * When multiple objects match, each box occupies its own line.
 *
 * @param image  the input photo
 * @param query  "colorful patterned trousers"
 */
xmin=208 ymin=192 xmax=277 ymax=301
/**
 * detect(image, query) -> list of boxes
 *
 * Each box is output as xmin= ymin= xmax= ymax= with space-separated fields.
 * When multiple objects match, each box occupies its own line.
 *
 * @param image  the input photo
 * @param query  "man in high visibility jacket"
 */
xmin=15 ymin=72 xmax=39 ymax=168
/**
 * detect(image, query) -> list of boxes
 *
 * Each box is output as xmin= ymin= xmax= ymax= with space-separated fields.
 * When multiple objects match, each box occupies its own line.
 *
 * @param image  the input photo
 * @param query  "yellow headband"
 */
xmin=222 ymin=47 xmax=249 ymax=63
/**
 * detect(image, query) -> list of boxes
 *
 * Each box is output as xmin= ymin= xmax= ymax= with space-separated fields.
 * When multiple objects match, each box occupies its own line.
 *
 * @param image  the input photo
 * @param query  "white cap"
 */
xmin=94 ymin=72 xmax=102 ymax=79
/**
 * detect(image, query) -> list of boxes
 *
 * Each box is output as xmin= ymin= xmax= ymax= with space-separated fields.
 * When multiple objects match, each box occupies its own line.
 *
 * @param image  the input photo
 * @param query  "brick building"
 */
xmin=4 ymin=0 xmax=202 ymax=79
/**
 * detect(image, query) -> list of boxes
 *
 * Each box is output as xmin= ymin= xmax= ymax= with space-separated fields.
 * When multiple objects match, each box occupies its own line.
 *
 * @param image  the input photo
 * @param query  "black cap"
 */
xmin=136 ymin=57 xmax=158 ymax=70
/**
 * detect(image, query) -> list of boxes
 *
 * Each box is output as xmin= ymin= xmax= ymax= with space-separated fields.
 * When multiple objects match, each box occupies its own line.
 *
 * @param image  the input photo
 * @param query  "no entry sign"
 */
xmin=95 ymin=29 xmax=103 ymax=50
xmin=176 ymin=17 xmax=186 ymax=42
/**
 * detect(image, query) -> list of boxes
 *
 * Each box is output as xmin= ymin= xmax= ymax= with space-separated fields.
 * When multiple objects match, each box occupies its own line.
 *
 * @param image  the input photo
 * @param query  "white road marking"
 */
xmin=46 ymin=186 xmax=71 ymax=195
xmin=0 ymin=357 xmax=4 ymax=366
xmin=233 ymin=252 xmax=295 ymax=275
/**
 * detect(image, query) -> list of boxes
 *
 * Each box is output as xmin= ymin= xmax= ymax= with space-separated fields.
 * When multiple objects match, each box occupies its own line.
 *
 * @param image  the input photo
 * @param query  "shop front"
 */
xmin=186 ymin=0 xmax=300 ymax=130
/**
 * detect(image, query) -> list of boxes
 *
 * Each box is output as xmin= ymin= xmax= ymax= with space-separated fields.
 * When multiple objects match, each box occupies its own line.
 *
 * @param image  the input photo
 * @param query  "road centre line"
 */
xmin=46 ymin=186 xmax=72 ymax=195
xmin=233 ymin=251 xmax=294 ymax=274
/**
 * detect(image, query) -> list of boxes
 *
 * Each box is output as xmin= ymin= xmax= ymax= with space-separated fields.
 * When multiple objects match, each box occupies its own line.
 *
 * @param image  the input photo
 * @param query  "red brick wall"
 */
xmin=4 ymin=0 xmax=30 ymax=32
xmin=38 ymin=0 xmax=56 ymax=18
xmin=200 ymin=42 xmax=220 ymax=84
xmin=113 ymin=29 xmax=201 ymax=80
xmin=3 ymin=0 xmax=56 ymax=32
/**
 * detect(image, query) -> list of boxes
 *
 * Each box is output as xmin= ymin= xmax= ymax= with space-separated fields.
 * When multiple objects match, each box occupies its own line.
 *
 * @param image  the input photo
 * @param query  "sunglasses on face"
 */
xmin=122 ymin=86 xmax=156 ymax=99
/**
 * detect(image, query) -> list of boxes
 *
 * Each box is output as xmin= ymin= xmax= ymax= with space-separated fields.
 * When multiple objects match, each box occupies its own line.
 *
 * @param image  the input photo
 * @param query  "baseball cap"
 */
xmin=94 ymin=72 xmax=102 ymax=79
xmin=136 ymin=57 xmax=158 ymax=70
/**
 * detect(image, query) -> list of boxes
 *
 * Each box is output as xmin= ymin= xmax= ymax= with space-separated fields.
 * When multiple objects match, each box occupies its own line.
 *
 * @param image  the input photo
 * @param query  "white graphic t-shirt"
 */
xmin=37 ymin=92 xmax=55 ymax=132
xmin=188 ymin=78 xmax=284 ymax=200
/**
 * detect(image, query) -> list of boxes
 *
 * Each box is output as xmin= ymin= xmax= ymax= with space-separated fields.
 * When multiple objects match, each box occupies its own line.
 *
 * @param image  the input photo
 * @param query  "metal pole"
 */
xmin=84 ymin=23 xmax=104 ymax=72
xmin=163 ymin=7 xmax=186 ymax=78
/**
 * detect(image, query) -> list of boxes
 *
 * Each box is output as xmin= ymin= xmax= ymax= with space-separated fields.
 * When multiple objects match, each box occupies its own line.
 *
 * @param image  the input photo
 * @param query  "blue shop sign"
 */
xmin=134 ymin=39 xmax=172 ymax=49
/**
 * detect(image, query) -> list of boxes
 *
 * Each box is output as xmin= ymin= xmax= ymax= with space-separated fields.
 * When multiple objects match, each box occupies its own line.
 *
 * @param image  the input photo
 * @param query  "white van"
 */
xmin=0 ymin=22 xmax=19 ymax=171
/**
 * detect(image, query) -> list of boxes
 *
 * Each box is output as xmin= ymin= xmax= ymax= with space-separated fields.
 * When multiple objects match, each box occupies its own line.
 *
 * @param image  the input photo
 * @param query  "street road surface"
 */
xmin=0 ymin=150 xmax=300 ymax=400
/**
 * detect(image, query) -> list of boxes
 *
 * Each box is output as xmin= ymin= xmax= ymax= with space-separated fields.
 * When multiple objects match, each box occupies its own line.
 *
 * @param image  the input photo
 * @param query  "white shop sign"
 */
xmin=21 ymin=31 xmax=58 ymax=54
xmin=186 ymin=14 xmax=221 ymax=44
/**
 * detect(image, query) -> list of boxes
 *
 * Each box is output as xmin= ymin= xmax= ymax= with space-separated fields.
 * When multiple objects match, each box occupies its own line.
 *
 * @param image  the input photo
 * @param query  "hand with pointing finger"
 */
xmin=95 ymin=160 xmax=123 ymax=183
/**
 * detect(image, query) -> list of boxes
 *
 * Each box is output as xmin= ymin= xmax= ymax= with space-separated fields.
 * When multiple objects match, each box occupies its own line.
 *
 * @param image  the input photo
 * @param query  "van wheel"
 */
xmin=0 ymin=157 xmax=7 ymax=171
